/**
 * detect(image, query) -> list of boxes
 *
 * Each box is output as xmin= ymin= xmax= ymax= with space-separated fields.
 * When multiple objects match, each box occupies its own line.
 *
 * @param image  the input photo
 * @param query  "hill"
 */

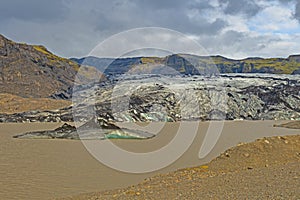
xmin=71 ymin=54 xmax=300 ymax=75
xmin=1 ymin=33 xmax=299 ymax=100
xmin=0 ymin=34 xmax=103 ymax=99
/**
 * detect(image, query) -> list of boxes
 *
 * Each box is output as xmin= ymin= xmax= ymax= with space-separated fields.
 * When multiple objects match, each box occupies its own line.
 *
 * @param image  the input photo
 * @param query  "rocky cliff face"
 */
xmin=0 ymin=35 xmax=103 ymax=99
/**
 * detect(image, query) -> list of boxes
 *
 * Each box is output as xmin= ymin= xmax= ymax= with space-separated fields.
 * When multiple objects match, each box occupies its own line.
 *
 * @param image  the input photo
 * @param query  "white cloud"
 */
xmin=249 ymin=2 xmax=299 ymax=32
xmin=222 ymin=15 xmax=250 ymax=33
xmin=0 ymin=0 xmax=299 ymax=59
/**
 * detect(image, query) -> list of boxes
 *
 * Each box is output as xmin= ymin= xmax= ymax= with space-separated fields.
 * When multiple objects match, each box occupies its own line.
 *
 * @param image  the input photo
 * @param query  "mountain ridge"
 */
xmin=1 ymin=33 xmax=299 ymax=102
xmin=71 ymin=53 xmax=300 ymax=75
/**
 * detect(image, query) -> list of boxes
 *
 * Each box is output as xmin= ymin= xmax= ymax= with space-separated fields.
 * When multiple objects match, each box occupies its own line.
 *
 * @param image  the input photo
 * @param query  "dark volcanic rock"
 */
xmin=274 ymin=121 xmax=300 ymax=129
xmin=13 ymin=118 xmax=155 ymax=140
xmin=50 ymin=87 xmax=73 ymax=100
xmin=0 ymin=106 xmax=74 ymax=123
xmin=292 ymin=69 xmax=300 ymax=75
xmin=288 ymin=55 xmax=300 ymax=62
xmin=13 ymin=123 xmax=78 ymax=139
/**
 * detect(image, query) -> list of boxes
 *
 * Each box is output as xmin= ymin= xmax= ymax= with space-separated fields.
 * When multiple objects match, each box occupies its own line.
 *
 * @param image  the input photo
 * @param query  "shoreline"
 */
xmin=60 ymin=134 xmax=300 ymax=200
xmin=0 ymin=120 xmax=299 ymax=199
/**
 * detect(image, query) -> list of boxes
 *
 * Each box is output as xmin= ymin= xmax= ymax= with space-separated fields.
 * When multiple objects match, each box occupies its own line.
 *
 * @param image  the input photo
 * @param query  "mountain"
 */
xmin=1 ymin=33 xmax=299 ymax=99
xmin=71 ymin=54 xmax=300 ymax=75
xmin=0 ymin=34 xmax=103 ymax=99
xmin=70 ymin=56 xmax=142 ymax=75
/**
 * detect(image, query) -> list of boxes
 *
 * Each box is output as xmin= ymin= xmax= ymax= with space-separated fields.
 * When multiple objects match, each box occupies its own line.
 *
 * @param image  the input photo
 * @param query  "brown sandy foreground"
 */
xmin=62 ymin=134 xmax=300 ymax=200
xmin=0 ymin=121 xmax=299 ymax=200
xmin=0 ymin=93 xmax=71 ymax=114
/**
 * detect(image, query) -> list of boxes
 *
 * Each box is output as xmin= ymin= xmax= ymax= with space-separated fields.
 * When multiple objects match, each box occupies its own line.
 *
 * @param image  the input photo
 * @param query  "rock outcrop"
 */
xmin=273 ymin=121 xmax=300 ymax=129
xmin=13 ymin=117 xmax=155 ymax=139
xmin=0 ymin=34 xmax=103 ymax=98
xmin=292 ymin=69 xmax=300 ymax=75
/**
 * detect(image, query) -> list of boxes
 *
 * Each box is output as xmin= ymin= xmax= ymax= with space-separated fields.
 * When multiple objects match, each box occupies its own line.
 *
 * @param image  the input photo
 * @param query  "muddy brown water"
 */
xmin=0 ymin=121 xmax=299 ymax=200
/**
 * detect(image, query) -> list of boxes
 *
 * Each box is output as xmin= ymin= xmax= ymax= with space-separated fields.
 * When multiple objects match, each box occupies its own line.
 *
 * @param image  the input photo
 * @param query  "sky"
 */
xmin=0 ymin=0 xmax=300 ymax=59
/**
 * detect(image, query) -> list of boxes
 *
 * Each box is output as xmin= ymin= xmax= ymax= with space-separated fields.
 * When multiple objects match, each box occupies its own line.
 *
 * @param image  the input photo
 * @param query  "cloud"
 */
xmin=91 ymin=0 xmax=227 ymax=35
xmin=195 ymin=30 xmax=297 ymax=59
xmin=295 ymin=0 xmax=300 ymax=20
xmin=0 ymin=0 xmax=299 ymax=58
xmin=248 ymin=4 xmax=299 ymax=33
xmin=133 ymin=0 xmax=188 ymax=10
xmin=221 ymin=0 xmax=262 ymax=17
xmin=0 ymin=0 xmax=68 ymax=22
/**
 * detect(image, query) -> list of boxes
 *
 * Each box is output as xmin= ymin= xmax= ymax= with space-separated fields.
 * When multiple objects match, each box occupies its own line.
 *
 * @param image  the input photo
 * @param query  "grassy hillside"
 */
xmin=72 ymin=54 xmax=300 ymax=75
